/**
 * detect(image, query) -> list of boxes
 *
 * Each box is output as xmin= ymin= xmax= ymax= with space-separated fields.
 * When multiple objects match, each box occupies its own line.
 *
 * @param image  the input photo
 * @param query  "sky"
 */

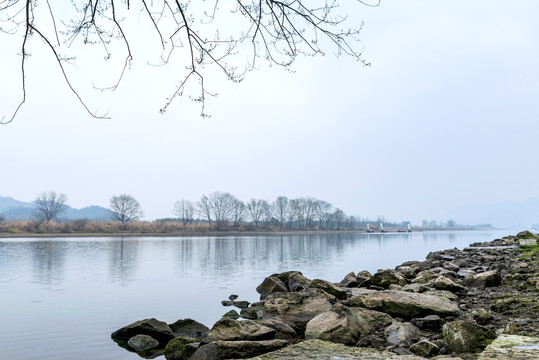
xmin=1 ymin=1 xmax=539 ymax=226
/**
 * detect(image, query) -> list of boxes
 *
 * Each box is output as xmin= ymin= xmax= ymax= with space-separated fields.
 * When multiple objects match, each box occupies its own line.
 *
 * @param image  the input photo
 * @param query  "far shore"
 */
xmin=0 ymin=227 xmax=482 ymax=239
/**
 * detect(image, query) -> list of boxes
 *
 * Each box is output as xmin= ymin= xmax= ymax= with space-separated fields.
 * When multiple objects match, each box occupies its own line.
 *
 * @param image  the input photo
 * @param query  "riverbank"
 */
xmin=0 ymin=227 xmax=480 ymax=239
xmin=111 ymin=231 xmax=539 ymax=359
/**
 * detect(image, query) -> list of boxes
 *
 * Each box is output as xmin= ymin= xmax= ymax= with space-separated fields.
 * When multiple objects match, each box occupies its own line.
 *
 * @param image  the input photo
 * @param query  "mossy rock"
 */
xmin=164 ymin=336 xmax=198 ymax=360
xmin=442 ymin=320 xmax=496 ymax=353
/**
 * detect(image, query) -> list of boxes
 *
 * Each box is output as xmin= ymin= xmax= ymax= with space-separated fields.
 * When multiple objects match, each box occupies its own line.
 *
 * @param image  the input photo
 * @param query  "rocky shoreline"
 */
xmin=111 ymin=231 xmax=539 ymax=359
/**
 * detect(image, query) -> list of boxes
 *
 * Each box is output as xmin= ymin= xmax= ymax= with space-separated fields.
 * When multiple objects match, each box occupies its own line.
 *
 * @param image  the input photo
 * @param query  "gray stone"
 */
xmin=190 ymin=339 xmax=289 ymax=360
xmin=472 ymin=309 xmax=493 ymax=325
xmin=169 ymin=318 xmax=209 ymax=339
xmin=286 ymin=271 xmax=312 ymax=292
xmin=339 ymin=272 xmax=359 ymax=287
xmin=241 ymin=306 xmax=264 ymax=320
xmin=263 ymin=288 xmax=335 ymax=334
xmin=111 ymin=318 xmax=176 ymax=346
xmin=229 ymin=294 xmax=239 ymax=301
xmin=256 ymin=276 xmax=288 ymax=300
xmin=223 ymin=310 xmax=240 ymax=319
xmin=249 ymin=339 xmax=428 ymax=359
xmin=442 ymin=320 xmax=496 ymax=353
xmin=478 ymin=334 xmax=539 ymax=360
xmin=347 ymin=290 xmax=460 ymax=318
xmin=370 ymin=269 xmax=407 ymax=289
xmin=385 ymin=322 xmax=420 ymax=347
xmin=356 ymin=270 xmax=373 ymax=287
xmin=305 ymin=303 xmax=370 ymax=345
xmin=411 ymin=315 xmax=443 ymax=331
xmin=127 ymin=334 xmax=160 ymax=351
xmin=431 ymin=276 xmax=466 ymax=293
xmin=233 ymin=300 xmax=250 ymax=309
xmin=256 ymin=319 xmax=300 ymax=342
xmin=463 ymin=270 xmax=501 ymax=287
xmin=164 ymin=337 xmax=199 ymax=360
xmin=310 ymin=279 xmax=347 ymax=300
xmin=409 ymin=340 xmax=439 ymax=357
xmin=203 ymin=318 xmax=275 ymax=343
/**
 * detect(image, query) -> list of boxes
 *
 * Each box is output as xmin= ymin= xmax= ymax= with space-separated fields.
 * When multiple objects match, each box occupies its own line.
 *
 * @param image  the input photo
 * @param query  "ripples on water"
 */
xmin=0 ymin=230 xmax=514 ymax=360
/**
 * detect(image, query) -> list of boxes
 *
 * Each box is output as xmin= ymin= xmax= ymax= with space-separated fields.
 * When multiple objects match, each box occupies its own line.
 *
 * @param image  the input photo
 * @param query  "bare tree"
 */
xmin=109 ymin=194 xmax=143 ymax=223
xmin=197 ymin=195 xmax=213 ymax=228
xmin=1 ymin=0 xmax=376 ymax=123
xmin=247 ymin=199 xmax=268 ymax=229
xmin=272 ymin=196 xmax=289 ymax=229
xmin=172 ymin=199 xmax=196 ymax=226
xmin=208 ymin=192 xmax=235 ymax=229
xmin=231 ymin=197 xmax=247 ymax=228
xmin=34 ymin=191 xmax=68 ymax=223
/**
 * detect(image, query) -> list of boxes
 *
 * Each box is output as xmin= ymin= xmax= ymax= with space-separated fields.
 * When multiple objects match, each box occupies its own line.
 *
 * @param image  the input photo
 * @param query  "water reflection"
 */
xmin=108 ymin=239 xmax=139 ymax=286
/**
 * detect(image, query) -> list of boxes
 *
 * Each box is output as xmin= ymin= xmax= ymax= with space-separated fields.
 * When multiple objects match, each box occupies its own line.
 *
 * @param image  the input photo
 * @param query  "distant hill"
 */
xmin=0 ymin=196 xmax=110 ymax=221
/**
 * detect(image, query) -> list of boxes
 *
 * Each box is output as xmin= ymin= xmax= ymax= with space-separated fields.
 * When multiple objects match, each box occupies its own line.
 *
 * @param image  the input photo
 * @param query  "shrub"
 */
xmin=7 ymin=228 xmax=19 ymax=233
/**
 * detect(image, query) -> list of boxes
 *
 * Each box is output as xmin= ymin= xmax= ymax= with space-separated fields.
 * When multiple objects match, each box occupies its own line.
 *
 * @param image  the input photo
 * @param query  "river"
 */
xmin=0 ymin=229 xmax=516 ymax=359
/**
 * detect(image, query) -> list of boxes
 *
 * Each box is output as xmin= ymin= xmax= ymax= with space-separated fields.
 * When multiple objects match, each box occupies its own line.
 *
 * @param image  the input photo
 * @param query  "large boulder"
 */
xmin=286 ymin=272 xmax=312 ymax=292
xmin=203 ymin=318 xmax=275 ymax=343
xmin=263 ymin=288 xmax=335 ymax=334
xmin=250 ymin=339 xmax=428 ymax=359
xmin=356 ymin=270 xmax=373 ymax=287
xmin=127 ymin=334 xmax=160 ymax=351
xmin=169 ymin=318 xmax=209 ymax=339
xmin=304 ymin=304 xmax=370 ymax=345
xmin=256 ymin=276 xmax=289 ymax=300
xmin=384 ymin=322 xmax=420 ymax=348
xmin=310 ymin=279 xmax=347 ymax=300
xmin=442 ymin=320 xmax=496 ymax=353
xmin=256 ymin=319 xmax=300 ymax=343
xmin=338 ymin=272 xmax=359 ymax=287
xmin=164 ymin=336 xmax=199 ymax=360
xmin=463 ymin=270 xmax=501 ymax=288
xmin=347 ymin=290 xmax=460 ymax=318
xmin=370 ymin=269 xmax=407 ymax=289
xmin=409 ymin=340 xmax=439 ymax=357
xmin=189 ymin=339 xmax=289 ymax=360
xmin=431 ymin=276 xmax=466 ymax=293
xmin=478 ymin=334 xmax=539 ymax=360
xmin=111 ymin=318 xmax=176 ymax=346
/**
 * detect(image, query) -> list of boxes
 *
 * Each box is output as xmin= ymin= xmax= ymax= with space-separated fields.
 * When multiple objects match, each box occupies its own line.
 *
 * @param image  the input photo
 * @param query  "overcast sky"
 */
xmin=1 ymin=1 xmax=538 ymax=226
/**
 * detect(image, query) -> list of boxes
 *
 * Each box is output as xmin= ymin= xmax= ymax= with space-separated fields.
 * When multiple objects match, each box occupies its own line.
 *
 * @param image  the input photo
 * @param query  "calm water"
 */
xmin=0 ymin=230 xmax=515 ymax=360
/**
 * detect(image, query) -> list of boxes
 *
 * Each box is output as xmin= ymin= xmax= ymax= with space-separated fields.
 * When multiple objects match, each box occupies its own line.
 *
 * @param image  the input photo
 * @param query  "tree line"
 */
xmin=172 ymin=192 xmax=357 ymax=231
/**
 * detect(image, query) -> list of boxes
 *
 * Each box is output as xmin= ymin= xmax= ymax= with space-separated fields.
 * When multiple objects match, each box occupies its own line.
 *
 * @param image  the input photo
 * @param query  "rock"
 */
xmin=370 ymin=269 xmax=407 ymax=289
xmin=223 ymin=310 xmax=241 ymax=319
xmin=396 ymin=266 xmax=418 ymax=279
xmin=442 ymin=320 xmax=496 ymax=353
xmin=203 ymin=318 xmax=275 ymax=343
xmin=478 ymin=334 xmax=539 ymax=360
xmin=256 ymin=276 xmax=288 ymax=300
xmin=442 ymin=262 xmax=460 ymax=272
xmin=463 ymin=270 xmax=501 ymax=287
xmin=409 ymin=340 xmax=439 ymax=357
xmin=241 ymin=305 xmax=264 ymax=320
xmin=401 ymin=283 xmax=431 ymax=293
xmin=164 ymin=336 xmax=199 ymax=360
xmin=356 ymin=270 xmax=373 ymax=287
xmin=384 ymin=322 xmax=420 ymax=348
xmin=347 ymin=290 xmax=460 ymax=318
xmin=256 ymin=319 xmax=300 ymax=342
xmin=456 ymin=269 xmax=476 ymax=278
xmin=411 ymin=315 xmax=443 ymax=331
xmin=190 ymin=339 xmax=289 ymax=360
xmin=422 ymin=289 xmax=459 ymax=302
xmin=233 ymin=300 xmax=250 ymax=309
xmin=250 ymin=339 xmax=428 ymax=359
xmin=472 ymin=309 xmax=493 ymax=325
xmin=229 ymin=294 xmax=239 ymax=301
xmin=431 ymin=276 xmax=466 ymax=293
xmin=310 ymin=279 xmax=347 ymax=300
xmin=222 ymin=300 xmax=234 ymax=306
xmin=505 ymin=321 xmax=518 ymax=335
xmin=111 ymin=318 xmax=176 ymax=346
xmin=127 ymin=334 xmax=160 ymax=351
xmin=286 ymin=272 xmax=312 ymax=292
xmin=412 ymin=270 xmax=439 ymax=284
xmin=263 ymin=288 xmax=336 ymax=334
xmin=338 ymin=272 xmax=359 ymax=287
xmin=169 ymin=318 xmax=209 ymax=339
xmin=304 ymin=304 xmax=370 ymax=345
